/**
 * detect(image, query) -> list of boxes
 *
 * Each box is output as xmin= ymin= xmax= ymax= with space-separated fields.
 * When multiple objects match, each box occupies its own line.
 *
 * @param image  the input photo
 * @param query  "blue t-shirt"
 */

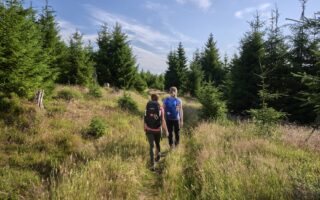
xmin=163 ymin=97 xmax=182 ymax=120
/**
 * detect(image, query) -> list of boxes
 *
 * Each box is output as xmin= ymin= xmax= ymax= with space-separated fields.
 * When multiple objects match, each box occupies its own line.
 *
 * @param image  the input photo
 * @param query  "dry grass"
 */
xmin=3 ymin=85 xmax=319 ymax=199
xmin=280 ymin=124 xmax=320 ymax=153
xmin=0 ymin=85 xmax=153 ymax=199
xmin=191 ymin=122 xmax=320 ymax=200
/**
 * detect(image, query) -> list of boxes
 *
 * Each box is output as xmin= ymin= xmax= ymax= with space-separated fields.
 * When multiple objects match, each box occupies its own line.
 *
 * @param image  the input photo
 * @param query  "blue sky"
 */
xmin=27 ymin=0 xmax=319 ymax=74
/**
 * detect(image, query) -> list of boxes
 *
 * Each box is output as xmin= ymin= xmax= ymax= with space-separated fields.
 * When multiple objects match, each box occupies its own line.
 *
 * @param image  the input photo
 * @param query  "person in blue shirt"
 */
xmin=163 ymin=86 xmax=183 ymax=148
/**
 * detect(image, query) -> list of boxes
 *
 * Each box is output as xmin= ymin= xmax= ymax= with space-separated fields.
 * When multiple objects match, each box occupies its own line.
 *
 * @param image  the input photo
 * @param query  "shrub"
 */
xmin=56 ymin=89 xmax=82 ymax=101
xmin=117 ymin=93 xmax=139 ymax=114
xmin=197 ymin=83 xmax=227 ymax=120
xmin=0 ymin=92 xmax=23 ymax=114
xmin=0 ymin=93 xmax=39 ymax=130
xmin=87 ymin=117 xmax=107 ymax=138
xmin=88 ymin=85 xmax=103 ymax=98
xmin=133 ymin=76 xmax=147 ymax=93
xmin=249 ymin=107 xmax=285 ymax=136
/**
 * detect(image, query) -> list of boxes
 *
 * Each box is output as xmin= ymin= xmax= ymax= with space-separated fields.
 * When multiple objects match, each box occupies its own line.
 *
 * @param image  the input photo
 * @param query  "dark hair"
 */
xmin=151 ymin=93 xmax=159 ymax=101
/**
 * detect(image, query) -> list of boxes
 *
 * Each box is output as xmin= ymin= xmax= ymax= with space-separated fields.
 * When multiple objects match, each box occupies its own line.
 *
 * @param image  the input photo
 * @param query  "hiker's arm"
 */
xmin=144 ymin=122 xmax=147 ymax=132
xmin=180 ymin=101 xmax=183 ymax=127
xmin=161 ymin=110 xmax=168 ymax=135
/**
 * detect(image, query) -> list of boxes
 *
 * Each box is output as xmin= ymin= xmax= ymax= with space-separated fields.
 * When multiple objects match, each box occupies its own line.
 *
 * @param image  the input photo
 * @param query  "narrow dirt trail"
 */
xmin=139 ymin=102 xmax=201 ymax=199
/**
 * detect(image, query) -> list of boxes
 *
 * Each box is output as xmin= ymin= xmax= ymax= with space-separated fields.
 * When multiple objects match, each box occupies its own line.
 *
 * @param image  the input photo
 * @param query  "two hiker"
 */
xmin=144 ymin=87 xmax=183 ymax=168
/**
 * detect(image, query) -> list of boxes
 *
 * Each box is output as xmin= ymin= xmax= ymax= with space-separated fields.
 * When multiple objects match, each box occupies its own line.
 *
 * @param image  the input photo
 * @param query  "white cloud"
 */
xmin=144 ymin=1 xmax=168 ymax=11
xmin=85 ymin=5 xmax=179 ymax=52
xmin=175 ymin=0 xmax=212 ymax=11
xmin=85 ymin=5 xmax=199 ymax=49
xmin=133 ymin=46 xmax=167 ymax=74
xmin=58 ymin=19 xmax=79 ymax=42
xmin=234 ymin=3 xmax=272 ymax=19
xmin=83 ymin=34 xmax=98 ymax=43
xmin=57 ymin=20 xmax=97 ymax=45
xmin=58 ymin=4 xmax=200 ymax=73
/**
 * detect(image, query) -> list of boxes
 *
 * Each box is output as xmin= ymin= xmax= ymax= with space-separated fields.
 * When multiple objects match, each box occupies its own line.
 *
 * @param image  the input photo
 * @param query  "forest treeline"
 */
xmin=0 ymin=0 xmax=319 ymax=124
xmin=164 ymin=1 xmax=319 ymax=124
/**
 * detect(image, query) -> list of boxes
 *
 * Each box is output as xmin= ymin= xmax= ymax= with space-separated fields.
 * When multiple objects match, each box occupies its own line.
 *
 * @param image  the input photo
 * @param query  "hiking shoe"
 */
xmin=149 ymin=163 xmax=155 ymax=171
xmin=155 ymin=153 xmax=160 ymax=162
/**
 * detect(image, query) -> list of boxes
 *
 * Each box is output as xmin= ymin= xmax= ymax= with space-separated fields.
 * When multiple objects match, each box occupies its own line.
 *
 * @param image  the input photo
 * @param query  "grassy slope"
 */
xmin=1 ymin=85 xmax=319 ymax=199
xmin=161 ymin=122 xmax=320 ymax=200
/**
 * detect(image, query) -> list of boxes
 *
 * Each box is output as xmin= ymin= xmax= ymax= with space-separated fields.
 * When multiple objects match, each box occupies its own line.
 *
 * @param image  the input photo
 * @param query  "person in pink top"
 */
xmin=144 ymin=94 xmax=168 ymax=170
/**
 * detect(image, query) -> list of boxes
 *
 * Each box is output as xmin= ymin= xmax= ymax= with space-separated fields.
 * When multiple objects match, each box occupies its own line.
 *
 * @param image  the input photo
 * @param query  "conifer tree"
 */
xmin=0 ymin=0 xmax=52 ymax=99
xmin=107 ymin=23 xmax=137 ymax=89
xmin=264 ymin=8 xmax=291 ymax=113
xmin=229 ymin=14 xmax=266 ymax=114
xmin=38 ymin=1 xmax=67 ymax=86
xmin=164 ymin=50 xmax=179 ymax=90
xmin=220 ymin=54 xmax=233 ymax=101
xmin=188 ymin=50 xmax=203 ymax=97
xmin=292 ymin=9 xmax=320 ymax=123
xmin=287 ymin=0 xmax=318 ymax=122
xmin=61 ymin=31 xmax=94 ymax=86
xmin=200 ymin=33 xmax=224 ymax=86
xmin=95 ymin=23 xmax=111 ymax=85
xmin=164 ymin=43 xmax=188 ymax=92
xmin=176 ymin=42 xmax=188 ymax=93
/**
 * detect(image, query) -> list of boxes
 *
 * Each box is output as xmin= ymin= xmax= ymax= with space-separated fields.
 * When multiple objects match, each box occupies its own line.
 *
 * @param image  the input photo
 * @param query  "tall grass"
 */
xmin=161 ymin=122 xmax=320 ymax=200
xmin=0 ymin=86 xmax=152 ymax=199
xmin=2 ymin=85 xmax=319 ymax=199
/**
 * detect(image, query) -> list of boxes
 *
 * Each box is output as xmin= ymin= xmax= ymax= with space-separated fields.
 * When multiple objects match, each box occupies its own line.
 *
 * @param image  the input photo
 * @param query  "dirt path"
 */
xmin=139 ymin=103 xmax=201 ymax=199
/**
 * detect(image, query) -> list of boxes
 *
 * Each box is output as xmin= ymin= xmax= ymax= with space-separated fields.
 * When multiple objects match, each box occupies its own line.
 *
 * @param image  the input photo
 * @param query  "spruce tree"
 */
xmin=164 ymin=50 xmax=179 ymax=90
xmin=176 ymin=42 xmax=188 ymax=93
xmin=38 ymin=1 xmax=67 ymax=87
xmin=287 ymin=0 xmax=318 ymax=122
xmin=220 ymin=54 xmax=233 ymax=101
xmin=264 ymin=8 xmax=291 ymax=114
xmin=107 ymin=23 xmax=137 ymax=89
xmin=62 ymin=31 xmax=94 ymax=86
xmin=292 ymin=9 xmax=320 ymax=123
xmin=188 ymin=50 xmax=203 ymax=97
xmin=95 ymin=23 xmax=111 ymax=86
xmin=164 ymin=43 xmax=188 ymax=92
xmin=200 ymin=33 xmax=224 ymax=86
xmin=229 ymin=14 xmax=266 ymax=114
xmin=0 ymin=0 xmax=52 ymax=99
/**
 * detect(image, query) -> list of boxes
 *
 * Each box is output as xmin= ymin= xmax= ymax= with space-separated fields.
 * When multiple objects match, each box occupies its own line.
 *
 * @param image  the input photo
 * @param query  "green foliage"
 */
xmin=132 ymin=74 xmax=147 ymax=93
xmin=229 ymin=14 xmax=266 ymax=114
xmin=0 ymin=92 xmax=23 ymax=114
xmin=87 ymin=116 xmax=107 ymax=138
xmin=95 ymin=23 xmax=112 ymax=86
xmin=164 ymin=42 xmax=188 ymax=92
xmin=164 ymin=51 xmax=179 ymax=90
xmin=249 ymin=107 xmax=285 ymax=136
xmin=0 ymin=1 xmax=53 ymax=99
xmin=0 ymin=167 xmax=42 ymax=199
xmin=200 ymin=33 xmax=225 ymax=86
xmin=88 ymin=84 xmax=103 ymax=98
xmin=56 ymin=89 xmax=82 ymax=101
xmin=188 ymin=50 xmax=204 ymax=97
xmin=38 ymin=2 xmax=66 ymax=88
xmin=95 ymin=23 xmax=138 ymax=89
xmin=197 ymin=83 xmax=227 ymax=120
xmin=285 ymin=4 xmax=319 ymax=122
xmin=117 ymin=93 xmax=139 ymax=114
xmin=59 ymin=31 xmax=94 ymax=86
xmin=180 ymin=122 xmax=320 ymax=200
xmin=140 ymin=70 xmax=164 ymax=90
xmin=264 ymin=8 xmax=291 ymax=107
xmin=176 ymin=42 xmax=189 ymax=93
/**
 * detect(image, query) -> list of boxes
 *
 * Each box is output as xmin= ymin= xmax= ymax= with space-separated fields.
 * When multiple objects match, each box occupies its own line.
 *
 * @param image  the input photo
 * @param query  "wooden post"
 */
xmin=35 ymin=90 xmax=44 ymax=109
